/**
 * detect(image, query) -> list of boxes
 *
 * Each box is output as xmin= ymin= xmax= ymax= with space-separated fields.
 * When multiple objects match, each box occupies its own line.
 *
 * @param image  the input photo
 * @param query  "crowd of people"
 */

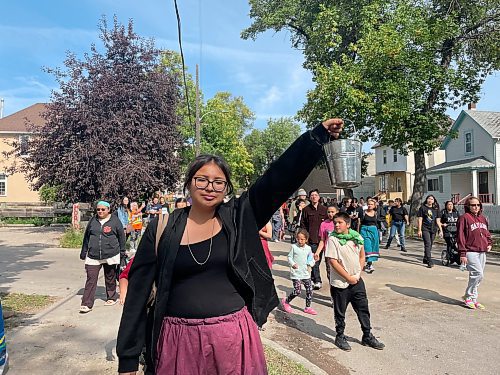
xmin=276 ymin=188 xmax=492 ymax=340
xmin=72 ymin=118 xmax=492 ymax=374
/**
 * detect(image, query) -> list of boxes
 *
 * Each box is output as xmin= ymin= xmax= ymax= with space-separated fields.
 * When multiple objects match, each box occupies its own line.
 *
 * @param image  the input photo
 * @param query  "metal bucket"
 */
xmin=323 ymin=138 xmax=362 ymax=188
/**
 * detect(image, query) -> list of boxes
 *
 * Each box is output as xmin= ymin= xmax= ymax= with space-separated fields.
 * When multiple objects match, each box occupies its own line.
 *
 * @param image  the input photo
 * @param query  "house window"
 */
xmin=393 ymin=150 xmax=398 ymax=163
xmin=19 ymin=135 xmax=30 ymax=157
xmin=379 ymin=176 xmax=386 ymax=191
xmin=396 ymin=178 xmax=402 ymax=192
xmin=383 ymin=150 xmax=387 ymax=164
xmin=0 ymin=173 xmax=6 ymax=196
xmin=427 ymin=178 xmax=439 ymax=192
xmin=464 ymin=131 xmax=473 ymax=154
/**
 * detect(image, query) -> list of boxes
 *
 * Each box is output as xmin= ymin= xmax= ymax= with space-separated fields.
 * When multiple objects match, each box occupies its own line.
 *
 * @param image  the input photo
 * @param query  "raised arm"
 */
xmin=249 ymin=119 xmax=343 ymax=229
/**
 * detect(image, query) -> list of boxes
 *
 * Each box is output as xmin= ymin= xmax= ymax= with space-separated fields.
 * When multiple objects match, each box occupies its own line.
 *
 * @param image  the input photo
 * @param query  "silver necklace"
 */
xmin=186 ymin=217 xmax=216 ymax=266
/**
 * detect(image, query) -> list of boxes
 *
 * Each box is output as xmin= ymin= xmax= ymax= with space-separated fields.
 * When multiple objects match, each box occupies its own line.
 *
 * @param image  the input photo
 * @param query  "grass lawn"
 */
xmin=1 ymin=292 xmax=57 ymax=328
xmin=265 ymin=345 xmax=312 ymax=375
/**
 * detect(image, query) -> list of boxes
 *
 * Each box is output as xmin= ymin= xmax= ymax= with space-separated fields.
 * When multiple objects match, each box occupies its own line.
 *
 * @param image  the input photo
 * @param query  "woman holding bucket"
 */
xmin=117 ymin=118 xmax=344 ymax=375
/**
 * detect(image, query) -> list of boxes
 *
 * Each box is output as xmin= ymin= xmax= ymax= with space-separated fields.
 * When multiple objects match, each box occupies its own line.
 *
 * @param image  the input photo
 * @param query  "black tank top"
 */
xmin=165 ymin=229 xmax=245 ymax=318
xmin=361 ymin=212 xmax=378 ymax=227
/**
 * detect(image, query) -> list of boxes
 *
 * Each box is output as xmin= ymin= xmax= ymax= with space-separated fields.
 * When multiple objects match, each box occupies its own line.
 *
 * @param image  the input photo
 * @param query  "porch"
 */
xmin=427 ymin=157 xmax=496 ymax=205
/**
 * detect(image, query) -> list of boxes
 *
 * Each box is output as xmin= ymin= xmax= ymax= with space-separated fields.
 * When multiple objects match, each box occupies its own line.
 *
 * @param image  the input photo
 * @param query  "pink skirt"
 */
xmin=156 ymin=307 xmax=268 ymax=375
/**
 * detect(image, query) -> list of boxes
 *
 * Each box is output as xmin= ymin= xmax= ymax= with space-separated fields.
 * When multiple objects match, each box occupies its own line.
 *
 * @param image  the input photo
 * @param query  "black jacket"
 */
xmin=116 ymin=123 xmax=333 ymax=373
xmin=80 ymin=215 xmax=126 ymax=260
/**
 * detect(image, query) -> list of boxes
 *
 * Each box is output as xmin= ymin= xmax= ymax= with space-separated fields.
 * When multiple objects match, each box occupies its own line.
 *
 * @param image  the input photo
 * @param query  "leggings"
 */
xmin=286 ymin=279 xmax=313 ymax=307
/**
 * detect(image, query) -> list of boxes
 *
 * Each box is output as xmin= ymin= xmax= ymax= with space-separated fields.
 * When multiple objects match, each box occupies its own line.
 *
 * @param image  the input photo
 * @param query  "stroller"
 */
xmin=441 ymin=226 xmax=460 ymax=266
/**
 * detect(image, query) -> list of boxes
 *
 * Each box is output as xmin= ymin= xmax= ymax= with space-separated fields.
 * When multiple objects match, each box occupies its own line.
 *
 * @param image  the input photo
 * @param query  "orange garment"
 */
xmin=129 ymin=210 xmax=143 ymax=231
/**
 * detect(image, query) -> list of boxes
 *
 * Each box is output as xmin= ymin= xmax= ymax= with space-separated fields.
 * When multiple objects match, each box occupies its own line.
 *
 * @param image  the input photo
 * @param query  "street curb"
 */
xmin=261 ymin=337 xmax=328 ymax=375
xmin=7 ymin=275 xmax=103 ymax=339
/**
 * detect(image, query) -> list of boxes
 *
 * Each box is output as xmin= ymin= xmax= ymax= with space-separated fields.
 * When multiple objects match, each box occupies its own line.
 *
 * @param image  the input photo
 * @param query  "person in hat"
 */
xmin=288 ymin=188 xmax=309 ymax=224
xmin=79 ymin=200 xmax=126 ymax=313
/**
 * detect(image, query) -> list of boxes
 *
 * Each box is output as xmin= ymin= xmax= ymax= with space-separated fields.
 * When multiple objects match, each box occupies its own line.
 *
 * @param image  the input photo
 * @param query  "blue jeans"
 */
xmin=271 ymin=217 xmax=282 ymax=241
xmin=387 ymin=221 xmax=406 ymax=248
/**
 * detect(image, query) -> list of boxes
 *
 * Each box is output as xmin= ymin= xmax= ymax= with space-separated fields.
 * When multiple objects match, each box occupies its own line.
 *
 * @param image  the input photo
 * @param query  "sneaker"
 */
xmin=79 ymin=305 xmax=92 ymax=314
xmin=464 ymin=298 xmax=476 ymax=309
xmin=335 ymin=334 xmax=351 ymax=351
xmin=313 ymin=282 xmax=322 ymax=290
xmin=365 ymin=264 xmax=374 ymax=274
xmin=281 ymin=298 xmax=293 ymax=313
xmin=427 ymin=260 xmax=434 ymax=268
xmin=474 ymin=302 xmax=485 ymax=310
xmin=362 ymin=333 xmax=385 ymax=350
xmin=304 ymin=307 xmax=318 ymax=315
xmin=400 ymin=247 xmax=407 ymax=252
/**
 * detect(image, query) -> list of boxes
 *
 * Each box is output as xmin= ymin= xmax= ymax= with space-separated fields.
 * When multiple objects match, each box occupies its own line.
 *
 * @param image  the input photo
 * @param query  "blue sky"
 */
xmin=1 ymin=0 xmax=499 ymax=138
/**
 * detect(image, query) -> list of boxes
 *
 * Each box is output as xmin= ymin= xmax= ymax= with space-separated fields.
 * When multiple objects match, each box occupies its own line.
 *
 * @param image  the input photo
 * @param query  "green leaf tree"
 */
xmin=244 ymin=117 xmax=302 ymax=184
xmin=243 ymin=0 xmax=500 ymax=215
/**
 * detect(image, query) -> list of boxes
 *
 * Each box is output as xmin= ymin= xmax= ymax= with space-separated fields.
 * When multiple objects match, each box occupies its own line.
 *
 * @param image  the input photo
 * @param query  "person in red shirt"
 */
xmin=457 ymin=197 xmax=492 ymax=310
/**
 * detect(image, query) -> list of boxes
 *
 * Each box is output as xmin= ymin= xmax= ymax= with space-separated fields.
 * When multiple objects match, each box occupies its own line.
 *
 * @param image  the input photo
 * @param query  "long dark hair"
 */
xmin=423 ymin=194 xmax=439 ymax=210
xmin=443 ymin=200 xmax=457 ymax=213
xmin=183 ymin=154 xmax=234 ymax=196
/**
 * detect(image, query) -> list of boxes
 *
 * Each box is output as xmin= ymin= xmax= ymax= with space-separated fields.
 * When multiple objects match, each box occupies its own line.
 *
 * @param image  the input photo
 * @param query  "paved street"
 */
xmin=1 ymin=227 xmax=499 ymax=374
xmin=263 ymin=237 xmax=500 ymax=375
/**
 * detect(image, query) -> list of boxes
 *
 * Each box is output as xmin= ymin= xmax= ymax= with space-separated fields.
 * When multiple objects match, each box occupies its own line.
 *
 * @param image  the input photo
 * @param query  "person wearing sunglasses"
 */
xmin=457 ymin=197 xmax=492 ymax=309
xmin=79 ymin=200 xmax=126 ymax=313
xmin=117 ymin=118 xmax=344 ymax=375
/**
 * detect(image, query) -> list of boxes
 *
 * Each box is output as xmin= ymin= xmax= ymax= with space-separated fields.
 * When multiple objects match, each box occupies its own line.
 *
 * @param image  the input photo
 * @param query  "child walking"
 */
xmin=282 ymin=229 xmax=318 ymax=315
xmin=325 ymin=212 xmax=385 ymax=351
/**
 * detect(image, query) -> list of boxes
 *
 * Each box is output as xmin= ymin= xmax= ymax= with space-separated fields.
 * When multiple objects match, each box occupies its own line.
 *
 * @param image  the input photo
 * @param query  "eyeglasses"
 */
xmin=193 ymin=177 xmax=227 ymax=192
xmin=96 ymin=208 xmax=108 ymax=211
xmin=469 ymin=204 xmax=481 ymax=207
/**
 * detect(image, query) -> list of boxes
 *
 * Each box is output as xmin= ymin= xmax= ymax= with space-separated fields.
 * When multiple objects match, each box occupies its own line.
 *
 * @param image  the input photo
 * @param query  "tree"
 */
xmin=197 ymin=92 xmax=255 ymax=189
xmin=243 ymin=0 xmax=500 ymax=215
xmin=244 ymin=117 xmax=301 ymax=184
xmin=6 ymin=17 xmax=183 ymax=203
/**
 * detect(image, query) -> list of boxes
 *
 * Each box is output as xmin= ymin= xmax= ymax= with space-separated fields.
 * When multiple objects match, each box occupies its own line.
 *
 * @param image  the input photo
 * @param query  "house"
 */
xmin=0 ymin=103 xmax=47 ymax=203
xmin=427 ymin=106 xmax=500 ymax=205
xmin=372 ymin=143 xmax=445 ymax=202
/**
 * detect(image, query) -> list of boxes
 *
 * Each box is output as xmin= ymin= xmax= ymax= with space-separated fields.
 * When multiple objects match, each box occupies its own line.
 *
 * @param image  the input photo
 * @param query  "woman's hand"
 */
xmin=487 ymin=245 xmax=492 ymax=252
xmin=417 ymin=230 xmax=422 ymax=238
xmin=322 ymin=118 xmax=344 ymax=138
xmin=460 ymin=256 xmax=467 ymax=265
xmin=313 ymin=252 xmax=320 ymax=261
xmin=119 ymin=291 xmax=127 ymax=305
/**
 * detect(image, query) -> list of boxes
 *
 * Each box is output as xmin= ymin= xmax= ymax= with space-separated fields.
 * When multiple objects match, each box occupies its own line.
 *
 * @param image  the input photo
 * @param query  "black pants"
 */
xmin=309 ymin=243 xmax=321 ymax=283
xmin=82 ymin=263 xmax=117 ymax=308
xmin=330 ymin=279 xmax=371 ymax=337
xmin=422 ymin=230 xmax=436 ymax=262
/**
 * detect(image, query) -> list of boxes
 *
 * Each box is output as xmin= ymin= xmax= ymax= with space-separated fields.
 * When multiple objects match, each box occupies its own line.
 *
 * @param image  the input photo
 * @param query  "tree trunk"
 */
xmin=410 ymin=149 xmax=426 ymax=219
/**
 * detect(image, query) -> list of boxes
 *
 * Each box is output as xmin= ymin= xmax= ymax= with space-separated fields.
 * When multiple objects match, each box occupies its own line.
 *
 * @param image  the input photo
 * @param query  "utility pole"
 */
xmin=195 ymin=64 xmax=200 ymax=156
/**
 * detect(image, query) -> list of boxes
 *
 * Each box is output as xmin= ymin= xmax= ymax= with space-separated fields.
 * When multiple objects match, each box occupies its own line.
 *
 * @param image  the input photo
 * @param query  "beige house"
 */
xmin=372 ymin=143 xmax=445 ymax=202
xmin=0 ymin=103 xmax=47 ymax=203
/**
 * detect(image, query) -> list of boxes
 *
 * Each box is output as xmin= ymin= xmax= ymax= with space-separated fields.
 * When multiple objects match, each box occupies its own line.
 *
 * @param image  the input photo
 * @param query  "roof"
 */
xmin=441 ymin=110 xmax=500 ymax=149
xmin=427 ymin=156 xmax=495 ymax=174
xmin=0 ymin=103 xmax=47 ymax=133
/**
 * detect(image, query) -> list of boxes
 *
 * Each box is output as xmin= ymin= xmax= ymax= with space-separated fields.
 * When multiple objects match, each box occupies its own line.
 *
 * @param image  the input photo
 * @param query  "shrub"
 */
xmin=60 ymin=227 xmax=84 ymax=248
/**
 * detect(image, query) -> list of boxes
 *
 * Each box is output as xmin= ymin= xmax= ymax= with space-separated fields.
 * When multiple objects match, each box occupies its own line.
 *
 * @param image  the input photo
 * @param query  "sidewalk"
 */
xmin=0 ymin=227 xmax=122 ymax=374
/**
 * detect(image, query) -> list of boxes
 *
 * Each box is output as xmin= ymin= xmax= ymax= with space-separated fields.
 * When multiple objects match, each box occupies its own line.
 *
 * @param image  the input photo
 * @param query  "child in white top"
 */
xmin=281 ymin=229 xmax=317 ymax=315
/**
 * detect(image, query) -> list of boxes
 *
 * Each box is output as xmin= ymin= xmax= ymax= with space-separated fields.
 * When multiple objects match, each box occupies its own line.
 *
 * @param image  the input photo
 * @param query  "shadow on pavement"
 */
xmin=0 ymin=240 xmax=54 ymax=294
xmin=386 ymin=283 xmax=462 ymax=306
xmin=272 ymin=309 xmax=337 ymax=345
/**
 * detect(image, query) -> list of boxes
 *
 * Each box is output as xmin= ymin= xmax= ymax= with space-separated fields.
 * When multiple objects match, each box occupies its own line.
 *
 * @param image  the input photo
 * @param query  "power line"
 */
xmin=173 ymin=0 xmax=193 ymax=128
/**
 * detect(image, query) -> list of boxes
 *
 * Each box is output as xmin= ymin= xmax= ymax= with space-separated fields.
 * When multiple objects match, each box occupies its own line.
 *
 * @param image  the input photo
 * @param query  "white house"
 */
xmin=427 ymin=108 xmax=500 ymax=205
xmin=372 ymin=143 xmax=445 ymax=202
